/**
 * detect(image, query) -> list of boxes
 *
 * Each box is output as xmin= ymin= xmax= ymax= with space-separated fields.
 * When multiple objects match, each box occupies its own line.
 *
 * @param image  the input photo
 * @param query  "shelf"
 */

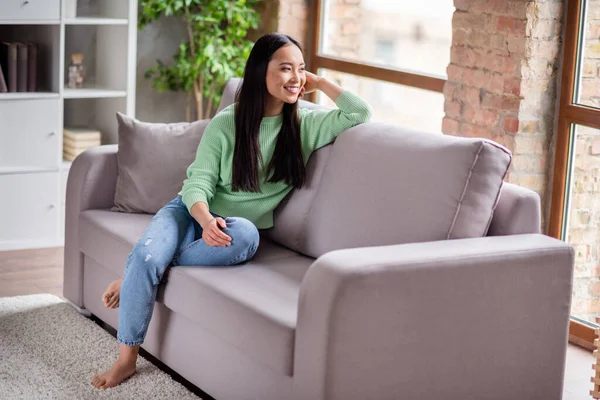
xmin=64 ymin=18 xmax=128 ymax=26
xmin=0 ymin=92 xmax=60 ymax=100
xmin=0 ymin=166 xmax=58 ymax=175
xmin=0 ymin=20 xmax=61 ymax=25
xmin=63 ymin=88 xmax=127 ymax=99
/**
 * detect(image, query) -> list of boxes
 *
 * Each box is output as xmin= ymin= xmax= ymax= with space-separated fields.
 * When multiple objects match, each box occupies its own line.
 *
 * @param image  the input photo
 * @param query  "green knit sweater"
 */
xmin=179 ymin=90 xmax=373 ymax=229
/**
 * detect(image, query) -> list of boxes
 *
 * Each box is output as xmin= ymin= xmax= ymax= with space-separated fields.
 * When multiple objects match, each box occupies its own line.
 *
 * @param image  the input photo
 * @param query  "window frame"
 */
xmin=308 ymin=0 xmax=446 ymax=96
xmin=550 ymin=0 xmax=598 ymax=345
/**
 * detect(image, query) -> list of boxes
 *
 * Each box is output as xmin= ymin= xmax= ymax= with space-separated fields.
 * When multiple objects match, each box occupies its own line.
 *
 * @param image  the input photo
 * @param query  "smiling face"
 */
xmin=265 ymin=44 xmax=306 ymax=106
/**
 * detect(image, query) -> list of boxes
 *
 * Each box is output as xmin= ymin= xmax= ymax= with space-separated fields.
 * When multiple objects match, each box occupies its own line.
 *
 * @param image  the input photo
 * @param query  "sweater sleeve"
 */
xmin=180 ymin=121 xmax=222 ymax=212
xmin=300 ymin=90 xmax=373 ymax=153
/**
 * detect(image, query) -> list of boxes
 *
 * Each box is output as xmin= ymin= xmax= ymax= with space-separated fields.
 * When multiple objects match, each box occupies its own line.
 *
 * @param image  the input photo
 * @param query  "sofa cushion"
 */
xmin=78 ymin=209 xmax=312 ymax=375
xmin=291 ymin=122 xmax=511 ymax=258
xmin=112 ymin=113 xmax=210 ymax=214
xmin=263 ymin=145 xmax=333 ymax=251
xmin=79 ymin=210 xmax=153 ymax=277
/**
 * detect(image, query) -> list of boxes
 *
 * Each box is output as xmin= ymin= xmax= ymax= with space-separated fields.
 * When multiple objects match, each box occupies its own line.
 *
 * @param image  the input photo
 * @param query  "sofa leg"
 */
xmin=65 ymin=299 xmax=92 ymax=317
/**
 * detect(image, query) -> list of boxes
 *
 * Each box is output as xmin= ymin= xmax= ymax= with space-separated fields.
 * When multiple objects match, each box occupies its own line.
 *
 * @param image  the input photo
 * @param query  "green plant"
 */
xmin=139 ymin=0 xmax=261 ymax=121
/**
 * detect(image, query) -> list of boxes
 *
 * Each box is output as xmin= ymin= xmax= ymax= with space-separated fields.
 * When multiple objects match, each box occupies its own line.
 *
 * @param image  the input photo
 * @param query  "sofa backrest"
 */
xmin=269 ymin=122 xmax=512 ymax=258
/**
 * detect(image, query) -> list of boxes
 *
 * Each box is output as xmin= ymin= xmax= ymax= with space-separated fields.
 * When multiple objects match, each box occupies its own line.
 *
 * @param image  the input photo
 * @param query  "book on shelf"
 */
xmin=16 ymin=43 xmax=27 ymax=92
xmin=0 ymin=64 xmax=6 ymax=93
xmin=63 ymin=128 xmax=102 ymax=142
xmin=27 ymin=43 xmax=37 ymax=92
xmin=62 ymin=128 xmax=102 ymax=161
xmin=0 ymin=41 xmax=39 ymax=93
xmin=63 ymin=136 xmax=100 ymax=149
xmin=63 ymin=147 xmax=89 ymax=161
xmin=0 ymin=42 xmax=18 ymax=92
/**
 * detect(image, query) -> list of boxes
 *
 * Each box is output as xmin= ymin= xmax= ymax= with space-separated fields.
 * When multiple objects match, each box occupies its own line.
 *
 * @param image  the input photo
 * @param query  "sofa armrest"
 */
xmin=293 ymin=234 xmax=573 ymax=400
xmin=488 ymin=182 xmax=541 ymax=236
xmin=63 ymin=145 xmax=118 ymax=307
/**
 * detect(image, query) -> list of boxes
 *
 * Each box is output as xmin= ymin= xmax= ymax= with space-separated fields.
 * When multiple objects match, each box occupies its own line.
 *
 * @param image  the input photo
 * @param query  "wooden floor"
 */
xmin=0 ymin=247 xmax=64 ymax=299
xmin=0 ymin=247 xmax=594 ymax=399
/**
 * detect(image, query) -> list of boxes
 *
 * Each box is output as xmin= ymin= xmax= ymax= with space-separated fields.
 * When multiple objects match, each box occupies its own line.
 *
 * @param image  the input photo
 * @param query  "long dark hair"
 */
xmin=232 ymin=33 xmax=305 ymax=192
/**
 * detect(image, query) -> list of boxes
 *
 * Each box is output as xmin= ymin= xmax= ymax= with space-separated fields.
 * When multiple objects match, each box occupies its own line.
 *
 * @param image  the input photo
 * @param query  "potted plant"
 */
xmin=139 ymin=0 xmax=261 ymax=121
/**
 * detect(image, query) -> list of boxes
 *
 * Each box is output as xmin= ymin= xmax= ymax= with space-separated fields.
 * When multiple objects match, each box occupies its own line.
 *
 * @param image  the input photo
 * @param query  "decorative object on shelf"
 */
xmin=592 ymin=328 xmax=600 ymax=398
xmin=67 ymin=53 xmax=85 ymax=89
xmin=138 ymin=0 xmax=260 ymax=121
xmin=64 ymin=0 xmax=78 ymax=19
xmin=62 ymin=127 xmax=101 ymax=161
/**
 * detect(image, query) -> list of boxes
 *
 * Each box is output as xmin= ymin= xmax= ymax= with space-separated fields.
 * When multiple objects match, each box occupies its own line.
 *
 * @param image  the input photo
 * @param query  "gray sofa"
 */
xmin=63 ymin=80 xmax=574 ymax=400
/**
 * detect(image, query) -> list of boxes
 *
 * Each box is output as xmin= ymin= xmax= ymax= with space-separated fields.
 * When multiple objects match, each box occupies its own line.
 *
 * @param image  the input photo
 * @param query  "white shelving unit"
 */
xmin=0 ymin=0 xmax=138 ymax=251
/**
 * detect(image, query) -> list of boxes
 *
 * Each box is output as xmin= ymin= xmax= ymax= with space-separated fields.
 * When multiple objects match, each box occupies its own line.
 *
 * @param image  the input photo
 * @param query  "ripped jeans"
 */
xmin=117 ymin=195 xmax=260 ymax=346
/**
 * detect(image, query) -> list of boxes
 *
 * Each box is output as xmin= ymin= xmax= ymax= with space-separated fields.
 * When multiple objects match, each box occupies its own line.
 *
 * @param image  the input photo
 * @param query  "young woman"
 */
xmin=92 ymin=32 xmax=372 ymax=389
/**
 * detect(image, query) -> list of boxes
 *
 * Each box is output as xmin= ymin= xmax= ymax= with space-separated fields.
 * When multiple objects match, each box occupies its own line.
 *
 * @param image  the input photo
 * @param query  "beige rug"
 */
xmin=0 ymin=294 xmax=201 ymax=399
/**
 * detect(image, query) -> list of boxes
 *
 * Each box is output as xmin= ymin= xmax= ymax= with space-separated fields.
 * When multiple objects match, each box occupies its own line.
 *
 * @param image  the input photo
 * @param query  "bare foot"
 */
xmin=91 ymin=358 xmax=137 ymax=389
xmin=102 ymin=279 xmax=122 ymax=309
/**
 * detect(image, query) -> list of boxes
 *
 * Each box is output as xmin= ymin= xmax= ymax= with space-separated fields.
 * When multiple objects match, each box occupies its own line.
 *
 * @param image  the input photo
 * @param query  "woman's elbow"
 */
xmin=355 ymin=104 xmax=373 ymax=124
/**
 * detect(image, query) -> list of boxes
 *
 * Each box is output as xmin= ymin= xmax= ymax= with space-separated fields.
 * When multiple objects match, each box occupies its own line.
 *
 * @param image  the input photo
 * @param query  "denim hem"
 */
xmin=117 ymin=336 xmax=144 ymax=347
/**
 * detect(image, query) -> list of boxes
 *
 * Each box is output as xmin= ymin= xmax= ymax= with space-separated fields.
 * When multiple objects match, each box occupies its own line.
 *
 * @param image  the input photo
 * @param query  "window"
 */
xmin=318 ymin=69 xmax=445 ymax=132
xmin=551 ymin=0 xmax=600 ymax=345
xmin=320 ymin=0 xmax=453 ymax=76
xmin=574 ymin=0 xmax=600 ymax=110
xmin=311 ymin=0 xmax=452 ymax=132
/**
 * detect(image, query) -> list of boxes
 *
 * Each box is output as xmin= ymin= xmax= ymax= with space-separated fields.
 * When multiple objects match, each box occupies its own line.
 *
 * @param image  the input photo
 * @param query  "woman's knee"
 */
xmin=224 ymin=217 xmax=260 ymax=253
xmin=128 ymin=239 xmax=174 ymax=284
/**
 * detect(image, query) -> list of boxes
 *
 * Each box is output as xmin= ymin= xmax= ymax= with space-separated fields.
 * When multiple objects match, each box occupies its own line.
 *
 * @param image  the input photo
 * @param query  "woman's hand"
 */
xmin=202 ymin=217 xmax=232 ymax=247
xmin=300 ymin=71 xmax=321 ymax=98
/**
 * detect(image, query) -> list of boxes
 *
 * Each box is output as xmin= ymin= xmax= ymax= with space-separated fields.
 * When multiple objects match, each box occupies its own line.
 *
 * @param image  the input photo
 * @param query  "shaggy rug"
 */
xmin=0 ymin=294 xmax=201 ymax=399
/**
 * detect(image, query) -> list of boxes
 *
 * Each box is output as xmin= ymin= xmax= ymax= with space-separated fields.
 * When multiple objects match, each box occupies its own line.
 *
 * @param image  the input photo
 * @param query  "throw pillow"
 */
xmin=112 ymin=112 xmax=209 ymax=214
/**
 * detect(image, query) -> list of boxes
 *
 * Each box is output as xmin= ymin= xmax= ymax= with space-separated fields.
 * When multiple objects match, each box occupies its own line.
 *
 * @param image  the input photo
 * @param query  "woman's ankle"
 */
xmin=118 ymin=344 xmax=140 ymax=363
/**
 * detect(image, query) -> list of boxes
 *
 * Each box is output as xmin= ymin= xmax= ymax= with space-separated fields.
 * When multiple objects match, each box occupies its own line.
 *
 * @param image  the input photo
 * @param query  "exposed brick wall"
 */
xmin=568 ymin=0 xmax=600 ymax=322
xmin=277 ymin=0 xmax=310 ymax=48
xmin=321 ymin=0 xmax=362 ymax=60
xmin=253 ymin=0 xmax=310 ymax=51
xmin=443 ymin=0 xmax=564 ymax=234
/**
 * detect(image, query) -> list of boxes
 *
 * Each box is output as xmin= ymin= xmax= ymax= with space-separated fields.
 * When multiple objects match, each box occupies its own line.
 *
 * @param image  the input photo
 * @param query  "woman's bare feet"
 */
xmin=91 ymin=358 xmax=137 ymax=389
xmin=102 ymin=279 xmax=122 ymax=309
xmin=92 ymin=344 xmax=139 ymax=390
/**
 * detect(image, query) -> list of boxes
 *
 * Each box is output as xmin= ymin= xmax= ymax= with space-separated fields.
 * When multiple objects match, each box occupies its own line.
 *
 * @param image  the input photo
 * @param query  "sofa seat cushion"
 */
xmin=79 ymin=210 xmax=153 ymax=277
xmin=78 ymin=209 xmax=313 ymax=375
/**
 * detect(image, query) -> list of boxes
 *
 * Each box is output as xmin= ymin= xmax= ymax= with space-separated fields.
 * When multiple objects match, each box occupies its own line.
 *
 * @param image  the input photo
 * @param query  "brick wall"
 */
xmin=277 ymin=0 xmax=310 ymax=49
xmin=321 ymin=0 xmax=362 ymax=60
xmin=568 ymin=0 xmax=600 ymax=322
xmin=443 ymin=0 xmax=564 ymax=233
xmin=253 ymin=0 xmax=310 ymax=50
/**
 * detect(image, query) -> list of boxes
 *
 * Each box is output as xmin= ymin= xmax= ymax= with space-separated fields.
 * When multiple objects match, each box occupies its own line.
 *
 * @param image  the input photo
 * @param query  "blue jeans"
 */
xmin=117 ymin=195 xmax=260 ymax=346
